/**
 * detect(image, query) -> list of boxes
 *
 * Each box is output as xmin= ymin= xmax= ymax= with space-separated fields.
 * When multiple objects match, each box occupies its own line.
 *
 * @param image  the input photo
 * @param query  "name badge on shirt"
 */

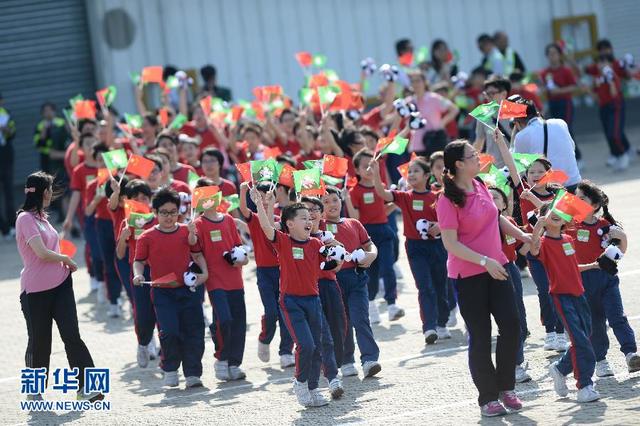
xmin=363 ymin=192 xmax=375 ymax=204
xmin=562 ymin=242 xmax=575 ymax=256
xmin=327 ymin=223 xmax=338 ymax=234
xmin=505 ymin=235 xmax=516 ymax=246
xmin=209 ymin=230 xmax=222 ymax=242
xmin=577 ymin=229 xmax=590 ymax=243
xmin=412 ymin=200 xmax=424 ymax=211
xmin=292 ymin=247 xmax=304 ymax=260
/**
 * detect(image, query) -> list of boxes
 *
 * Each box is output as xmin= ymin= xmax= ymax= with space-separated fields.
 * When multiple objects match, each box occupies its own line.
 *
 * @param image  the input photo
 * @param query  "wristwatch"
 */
xmin=479 ymin=256 xmax=488 ymax=267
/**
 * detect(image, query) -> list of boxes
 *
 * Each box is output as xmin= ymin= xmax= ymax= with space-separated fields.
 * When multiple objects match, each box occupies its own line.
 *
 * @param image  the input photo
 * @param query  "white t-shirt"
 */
xmin=513 ymin=117 xmax=581 ymax=187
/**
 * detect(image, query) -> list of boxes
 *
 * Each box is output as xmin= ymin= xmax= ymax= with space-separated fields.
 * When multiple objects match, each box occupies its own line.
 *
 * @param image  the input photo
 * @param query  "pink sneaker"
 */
xmin=499 ymin=390 xmax=523 ymax=411
xmin=480 ymin=400 xmax=507 ymax=417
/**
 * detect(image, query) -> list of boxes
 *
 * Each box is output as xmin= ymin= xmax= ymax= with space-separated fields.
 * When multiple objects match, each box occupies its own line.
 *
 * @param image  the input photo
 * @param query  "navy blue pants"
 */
xmin=337 ymin=269 xmax=380 ymax=365
xmin=507 ymin=262 xmax=527 ymax=365
xmin=527 ymin=253 xmax=564 ymax=334
xmin=115 ymin=248 xmax=132 ymax=302
xmin=96 ymin=218 xmax=121 ymax=304
xmin=406 ymin=239 xmax=449 ymax=332
xmin=599 ymin=99 xmax=630 ymax=157
xmin=364 ymin=223 xmax=398 ymax=304
xmin=132 ymin=267 xmax=156 ymax=346
xmin=319 ymin=279 xmax=347 ymax=368
xmin=83 ymin=214 xmax=103 ymax=281
xmin=387 ymin=210 xmax=400 ymax=263
xmin=280 ymin=294 xmax=322 ymax=390
xmin=256 ymin=266 xmax=293 ymax=356
xmin=151 ymin=285 xmax=205 ymax=377
xmin=209 ymin=289 xmax=246 ymax=367
xmin=553 ymin=294 xmax=595 ymax=389
xmin=320 ymin=310 xmax=338 ymax=381
xmin=548 ymin=98 xmax=580 ymax=159
xmin=582 ymin=270 xmax=637 ymax=361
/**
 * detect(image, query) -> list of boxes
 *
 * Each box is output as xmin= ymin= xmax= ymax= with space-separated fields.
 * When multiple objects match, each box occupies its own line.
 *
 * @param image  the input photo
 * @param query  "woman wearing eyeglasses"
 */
xmin=15 ymin=171 xmax=102 ymax=401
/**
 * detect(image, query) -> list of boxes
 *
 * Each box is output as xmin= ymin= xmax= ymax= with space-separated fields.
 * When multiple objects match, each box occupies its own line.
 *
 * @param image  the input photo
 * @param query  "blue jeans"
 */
xmin=507 ymin=262 xmax=527 ymax=365
xmin=364 ymin=223 xmax=397 ymax=304
xmin=83 ymin=214 xmax=103 ymax=281
xmin=151 ymin=285 xmax=205 ymax=376
xmin=132 ymin=267 xmax=156 ymax=346
xmin=336 ymin=268 xmax=379 ymax=364
xmin=209 ymin=289 xmax=246 ymax=367
xmin=406 ymin=239 xmax=449 ymax=331
xmin=582 ymin=269 xmax=637 ymax=361
xmin=527 ymin=253 xmax=564 ymax=334
xmin=319 ymin=279 xmax=347 ymax=367
xmin=256 ymin=267 xmax=293 ymax=356
xmin=280 ymin=295 xmax=323 ymax=389
xmin=96 ymin=218 xmax=121 ymax=304
xmin=553 ymin=294 xmax=595 ymax=389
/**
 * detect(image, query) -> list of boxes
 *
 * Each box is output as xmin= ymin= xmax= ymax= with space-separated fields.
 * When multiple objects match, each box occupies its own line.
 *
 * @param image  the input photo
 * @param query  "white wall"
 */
xmin=86 ymin=0 xmax=611 ymax=114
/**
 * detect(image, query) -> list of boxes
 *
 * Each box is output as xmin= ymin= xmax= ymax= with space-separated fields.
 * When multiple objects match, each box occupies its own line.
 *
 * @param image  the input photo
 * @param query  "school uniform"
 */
xmin=568 ymin=220 xmax=637 ymax=361
xmin=135 ymin=224 xmax=205 ymax=377
xmin=271 ymin=230 xmax=324 ymax=390
xmin=195 ymin=214 xmax=246 ymax=367
xmin=392 ymin=189 xmax=448 ymax=332
xmin=244 ymin=211 xmax=294 ymax=356
xmin=537 ymin=234 xmax=595 ymax=389
xmin=328 ymin=218 xmax=381 ymax=366
xmin=349 ymin=183 xmax=397 ymax=304
xmin=110 ymin=206 xmax=132 ymax=301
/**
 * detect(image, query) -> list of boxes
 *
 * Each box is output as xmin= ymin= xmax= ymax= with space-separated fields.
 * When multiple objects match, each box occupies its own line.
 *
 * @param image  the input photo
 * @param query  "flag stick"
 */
xmin=317 ymin=88 xmax=325 ymax=117
xmin=495 ymin=100 xmax=503 ymax=129
xmin=118 ymin=157 xmax=130 ymax=185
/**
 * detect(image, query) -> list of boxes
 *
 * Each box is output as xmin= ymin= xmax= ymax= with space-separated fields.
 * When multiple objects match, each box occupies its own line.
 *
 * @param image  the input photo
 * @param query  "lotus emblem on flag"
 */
xmin=135 ymin=217 xmax=146 ymax=228
xmin=259 ymin=167 xmax=273 ymax=181
xmin=301 ymin=176 xmax=316 ymax=189
xmin=202 ymin=199 xmax=216 ymax=210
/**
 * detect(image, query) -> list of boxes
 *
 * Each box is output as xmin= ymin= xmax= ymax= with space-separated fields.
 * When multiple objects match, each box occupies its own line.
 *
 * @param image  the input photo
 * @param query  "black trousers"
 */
xmin=20 ymin=274 xmax=95 ymax=389
xmin=455 ymin=270 xmax=520 ymax=406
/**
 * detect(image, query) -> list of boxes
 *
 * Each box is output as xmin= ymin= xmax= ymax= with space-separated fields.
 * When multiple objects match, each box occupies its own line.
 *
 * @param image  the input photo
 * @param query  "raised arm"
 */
xmin=342 ymin=187 xmax=359 ymax=220
xmin=499 ymin=215 xmax=531 ymax=244
xmin=251 ymin=186 xmax=275 ymax=241
xmin=494 ymin=128 xmax=521 ymax=188
xmin=370 ymin=160 xmax=393 ymax=202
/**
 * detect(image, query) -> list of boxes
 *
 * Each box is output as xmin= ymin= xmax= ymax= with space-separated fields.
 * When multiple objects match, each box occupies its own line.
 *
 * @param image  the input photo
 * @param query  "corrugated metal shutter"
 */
xmin=602 ymin=0 xmax=640 ymax=60
xmin=0 ymin=0 xmax=95 ymax=183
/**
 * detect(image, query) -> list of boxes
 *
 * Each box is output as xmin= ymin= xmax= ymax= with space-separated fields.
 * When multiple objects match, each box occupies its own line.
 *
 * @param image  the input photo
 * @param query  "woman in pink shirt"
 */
xmin=16 ymin=172 xmax=102 ymax=401
xmin=436 ymin=140 xmax=530 ymax=417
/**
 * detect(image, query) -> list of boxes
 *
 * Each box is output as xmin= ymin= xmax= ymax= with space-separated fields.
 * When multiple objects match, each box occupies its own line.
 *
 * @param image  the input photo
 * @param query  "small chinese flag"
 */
xmin=308 ymin=73 xmax=329 ymax=89
xmin=151 ymin=272 xmax=180 ymax=287
xmin=397 ymin=162 xmax=410 ymax=180
xmin=323 ymin=155 xmax=349 ymax=178
xmin=128 ymin=155 xmax=155 ymax=179
xmin=96 ymin=85 xmax=117 ymax=108
xmin=398 ymin=52 xmax=414 ymax=67
xmin=141 ymin=66 xmax=164 ymax=84
xmin=199 ymin=96 xmax=212 ymax=115
xmin=263 ymin=146 xmax=282 ymax=159
xmin=538 ymin=169 xmax=569 ymax=186
xmin=74 ymin=100 xmax=97 ymax=119
xmin=59 ymin=239 xmax=77 ymax=258
xmin=158 ymin=107 xmax=169 ymax=128
xmin=346 ymin=175 xmax=358 ymax=189
xmin=236 ymin=162 xmax=251 ymax=182
xmin=278 ymin=164 xmax=296 ymax=188
xmin=231 ymin=105 xmax=244 ymax=122
xmin=192 ymin=185 xmax=220 ymax=210
xmin=124 ymin=199 xmax=151 ymax=218
xmin=498 ymin=100 xmax=528 ymax=120
xmin=479 ymin=153 xmax=495 ymax=173
xmin=97 ymin=168 xmax=115 ymax=185
xmin=295 ymin=51 xmax=313 ymax=68
xmin=550 ymin=189 xmax=594 ymax=223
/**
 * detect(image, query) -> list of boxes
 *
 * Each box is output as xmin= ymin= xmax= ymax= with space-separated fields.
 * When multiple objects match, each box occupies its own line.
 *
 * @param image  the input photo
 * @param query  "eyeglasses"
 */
xmin=158 ymin=210 xmax=179 ymax=217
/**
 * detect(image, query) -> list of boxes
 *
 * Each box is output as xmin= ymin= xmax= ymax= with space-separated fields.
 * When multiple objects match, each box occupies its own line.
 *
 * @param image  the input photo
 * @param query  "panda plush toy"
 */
xmin=596 ymin=225 xmax=624 ymax=275
xmin=183 ymin=261 xmax=202 ymax=292
xmin=416 ymin=219 xmax=431 ymax=240
xmin=319 ymin=245 xmax=349 ymax=270
xmin=409 ymin=111 xmax=427 ymax=130
xmin=223 ymin=245 xmax=249 ymax=266
xmin=379 ymin=64 xmax=399 ymax=82
xmin=178 ymin=192 xmax=190 ymax=217
xmin=361 ymin=57 xmax=377 ymax=76
xmin=318 ymin=230 xmax=335 ymax=243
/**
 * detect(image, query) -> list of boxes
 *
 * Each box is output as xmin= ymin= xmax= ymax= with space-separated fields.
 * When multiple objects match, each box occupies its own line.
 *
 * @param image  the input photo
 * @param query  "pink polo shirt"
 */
xmin=410 ymin=92 xmax=453 ymax=152
xmin=16 ymin=211 xmax=70 ymax=294
xmin=436 ymin=179 xmax=507 ymax=279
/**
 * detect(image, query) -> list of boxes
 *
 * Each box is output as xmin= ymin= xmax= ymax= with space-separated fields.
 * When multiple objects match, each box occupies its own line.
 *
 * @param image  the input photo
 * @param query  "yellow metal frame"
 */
xmin=551 ymin=14 xmax=599 ymax=60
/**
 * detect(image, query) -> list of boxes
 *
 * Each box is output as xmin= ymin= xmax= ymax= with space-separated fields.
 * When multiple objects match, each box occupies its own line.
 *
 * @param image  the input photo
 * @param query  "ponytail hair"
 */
xmin=17 ymin=171 xmax=55 ymax=217
xmin=577 ymin=180 xmax=619 ymax=226
xmin=442 ymin=140 xmax=469 ymax=207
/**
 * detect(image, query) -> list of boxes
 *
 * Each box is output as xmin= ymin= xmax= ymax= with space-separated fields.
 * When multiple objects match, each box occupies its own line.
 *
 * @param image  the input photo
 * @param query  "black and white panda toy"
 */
xmin=183 ymin=261 xmax=202 ymax=292
xmin=223 ymin=245 xmax=249 ymax=266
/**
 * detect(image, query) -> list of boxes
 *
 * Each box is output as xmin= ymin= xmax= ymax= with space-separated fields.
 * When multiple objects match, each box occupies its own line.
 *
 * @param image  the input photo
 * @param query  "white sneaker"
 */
xmin=96 ymin=283 xmax=106 ymax=304
xmin=519 ymin=267 xmax=531 ymax=278
xmin=90 ymin=277 xmax=99 ymax=292
xmin=202 ymin=303 xmax=212 ymax=328
xmin=615 ymin=153 xmax=630 ymax=171
xmin=554 ymin=333 xmax=570 ymax=352
xmin=548 ymin=362 xmax=569 ymax=397
xmin=515 ymin=363 xmax=532 ymax=383
xmin=292 ymin=380 xmax=312 ymax=407
xmin=228 ymin=365 xmax=246 ymax=380
xmin=185 ymin=376 xmax=203 ymax=388
xmin=362 ymin=360 xmax=381 ymax=378
xmin=393 ymin=263 xmax=404 ymax=279
xmin=148 ymin=338 xmax=159 ymax=360
xmin=424 ymin=329 xmax=438 ymax=345
xmin=544 ymin=332 xmax=557 ymax=351
xmin=625 ymin=352 xmax=640 ymax=373
xmin=595 ymin=359 xmax=614 ymax=377
xmin=309 ymin=388 xmax=330 ymax=407
xmin=606 ymin=155 xmax=618 ymax=167
xmin=258 ymin=342 xmax=270 ymax=363
xmin=388 ymin=304 xmax=405 ymax=321
xmin=280 ymin=354 xmax=295 ymax=369
xmin=576 ymin=384 xmax=600 ymax=403
xmin=214 ymin=360 xmax=230 ymax=381
xmin=137 ymin=344 xmax=150 ymax=368
xmin=368 ymin=301 xmax=381 ymax=324
xmin=107 ymin=304 xmax=120 ymax=318
xmin=162 ymin=370 xmax=179 ymax=387
xmin=436 ymin=326 xmax=451 ymax=339
xmin=377 ymin=279 xmax=384 ymax=299
xmin=328 ymin=377 xmax=344 ymax=399
xmin=340 ymin=363 xmax=358 ymax=377
xmin=446 ymin=307 xmax=458 ymax=328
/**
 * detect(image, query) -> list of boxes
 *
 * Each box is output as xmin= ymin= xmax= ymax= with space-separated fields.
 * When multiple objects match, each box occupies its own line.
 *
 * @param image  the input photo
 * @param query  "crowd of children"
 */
xmin=27 ymin=35 xmax=640 ymax=417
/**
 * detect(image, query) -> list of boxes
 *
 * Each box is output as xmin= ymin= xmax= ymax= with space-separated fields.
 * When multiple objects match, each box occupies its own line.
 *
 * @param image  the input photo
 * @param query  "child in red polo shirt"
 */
xmin=252 ymin=187 xmax=332 ymax=408
xmin=200 ymin=148 xmax=237 ymax=196
xmin=194 ymin=179 xmax=248 ymax=382
xmin=133 ymin=188 xmax=208 ymax=389
xmin=530 ymin=206 xmax=599 ymax=403
xmin=156 ymin=133 xmax=197 ymax=184
xmin=239 ymin=181 xmax=295 ymax=369
xmin=346 ymin=148 xmax=404 ymax=323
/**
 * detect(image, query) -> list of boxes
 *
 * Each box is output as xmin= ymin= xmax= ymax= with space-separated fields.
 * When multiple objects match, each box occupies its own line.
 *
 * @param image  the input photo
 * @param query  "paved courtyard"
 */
xmin=1 ymin=132 xmax=639 ymax=425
